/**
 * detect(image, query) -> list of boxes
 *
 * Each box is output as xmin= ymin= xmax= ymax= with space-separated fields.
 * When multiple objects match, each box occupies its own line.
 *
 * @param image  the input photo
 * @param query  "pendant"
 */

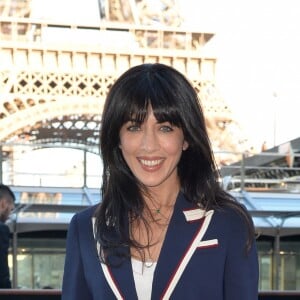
xmin=144 ymin=260 xmax=154 ymax=268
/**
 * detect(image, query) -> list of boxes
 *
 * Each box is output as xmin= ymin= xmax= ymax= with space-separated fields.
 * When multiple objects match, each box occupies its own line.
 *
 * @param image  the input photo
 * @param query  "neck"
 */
xmin=145 ymin=186 xmax=180 ymax=209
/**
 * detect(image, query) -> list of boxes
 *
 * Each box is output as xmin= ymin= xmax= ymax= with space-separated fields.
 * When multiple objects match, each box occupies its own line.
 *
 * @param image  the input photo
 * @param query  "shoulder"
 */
xmin=0 ymin=222 xmax=10 ymax=234
xmin=212 ymin=202 xmax=251 ymax=233
xmin=72 ymin=204 xmax=98 ymax=222
xmin=66 ymin=205 xmax=99 ymax=241
xmin=68 ymin=205 xmax=99 ymax=231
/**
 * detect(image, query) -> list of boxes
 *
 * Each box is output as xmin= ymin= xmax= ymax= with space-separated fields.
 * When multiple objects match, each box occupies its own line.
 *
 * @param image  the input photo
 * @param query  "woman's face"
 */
xmin=119 ymin=107 xmax=188 ymax=191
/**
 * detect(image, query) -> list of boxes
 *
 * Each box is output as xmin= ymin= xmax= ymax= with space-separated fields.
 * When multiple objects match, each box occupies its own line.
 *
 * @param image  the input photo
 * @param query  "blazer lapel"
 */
xmin=93 ymin=193 xmax=214 ymax=300
xmin=102 ymin=252 xmax=138 ymax=300
xmin=151 ymin=193 xmax=214 ymax=300
xmin=93 ymin=217 xmax=138 ymax=300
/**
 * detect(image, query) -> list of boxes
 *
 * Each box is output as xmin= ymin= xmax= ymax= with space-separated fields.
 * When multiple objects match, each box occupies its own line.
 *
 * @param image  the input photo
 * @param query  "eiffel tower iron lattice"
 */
xmin=0 ymin=0 xmax=250 ymax=166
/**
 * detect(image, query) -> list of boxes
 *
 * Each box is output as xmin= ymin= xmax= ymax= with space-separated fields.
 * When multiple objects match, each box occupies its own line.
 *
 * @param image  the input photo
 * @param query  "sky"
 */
xmin=179 ymin=0 xmax=300 ymax=150
xmin=30 ymin=0 xmax=300 ymax=151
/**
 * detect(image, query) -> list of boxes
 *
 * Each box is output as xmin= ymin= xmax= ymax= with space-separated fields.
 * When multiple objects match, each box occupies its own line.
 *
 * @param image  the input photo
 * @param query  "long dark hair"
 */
xmin=95 ymin=63 xmax=255 ymax=263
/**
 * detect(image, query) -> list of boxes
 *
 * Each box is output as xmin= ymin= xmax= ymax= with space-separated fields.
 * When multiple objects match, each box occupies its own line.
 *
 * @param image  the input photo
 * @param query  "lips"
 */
xmin=138 ymin=157 xmax=164 ymax=171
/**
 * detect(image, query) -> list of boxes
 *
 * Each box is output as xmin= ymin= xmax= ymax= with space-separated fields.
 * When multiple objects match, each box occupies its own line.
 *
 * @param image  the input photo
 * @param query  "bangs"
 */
xmin=121 ymin=77 xmax=183 ymax=127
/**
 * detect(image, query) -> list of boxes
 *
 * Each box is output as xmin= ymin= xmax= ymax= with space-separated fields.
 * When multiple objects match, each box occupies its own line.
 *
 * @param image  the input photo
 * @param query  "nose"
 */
xmin=140 ymin=128 xmax=160 ymax=152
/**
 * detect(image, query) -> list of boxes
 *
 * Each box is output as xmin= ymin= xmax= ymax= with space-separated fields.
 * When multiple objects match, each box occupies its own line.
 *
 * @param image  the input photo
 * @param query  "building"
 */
xmin=1 ymin=0 xmax=299 ymax=291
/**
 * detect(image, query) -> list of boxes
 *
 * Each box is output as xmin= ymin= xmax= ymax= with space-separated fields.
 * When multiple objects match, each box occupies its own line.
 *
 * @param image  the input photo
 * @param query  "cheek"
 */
xmin=162 ymin=133 xmax=185 ymax=154
xmin=119 ymin=138 xmax=136 ymax=153
xmin=162 ymin=140 xmax=184 ymax=155
xmin=119 ymin=132 xmax=129 ymax=149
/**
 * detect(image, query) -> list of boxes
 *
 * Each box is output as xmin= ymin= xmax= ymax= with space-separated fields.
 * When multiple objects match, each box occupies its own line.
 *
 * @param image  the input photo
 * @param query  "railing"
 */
xmin=0 ymin=290 xmax=300 ymax=299
xmin=1 ymin=142 xmax=300 ymax=292
xmin=0 ymin=17 xmax=214 ymax=53
xmin=0 ymin=289 xmax=61 ymax=300
xmin=258 ymin=291 xmax=300 ymax=299
xmin=0 ymin=143 xmax=102 ymax=190
xmin=217 ymin=148 xmax=300 ymax=193
xmin=1 ymin=142 xmax=299 ymax=193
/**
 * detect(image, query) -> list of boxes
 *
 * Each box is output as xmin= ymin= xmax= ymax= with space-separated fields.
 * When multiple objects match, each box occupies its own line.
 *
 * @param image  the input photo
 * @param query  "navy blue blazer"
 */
xmin=62 ymin=193 xmax=258 ymax=299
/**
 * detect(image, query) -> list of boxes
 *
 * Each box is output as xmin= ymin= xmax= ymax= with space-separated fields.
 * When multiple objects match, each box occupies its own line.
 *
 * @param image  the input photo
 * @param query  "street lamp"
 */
xmin=273 ymin=92 xmax=277 ymax=147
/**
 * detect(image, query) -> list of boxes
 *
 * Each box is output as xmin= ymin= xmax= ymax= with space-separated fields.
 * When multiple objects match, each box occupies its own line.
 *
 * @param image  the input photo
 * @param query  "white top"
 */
xmin=132 ymin=258 xmax=157 ymax=300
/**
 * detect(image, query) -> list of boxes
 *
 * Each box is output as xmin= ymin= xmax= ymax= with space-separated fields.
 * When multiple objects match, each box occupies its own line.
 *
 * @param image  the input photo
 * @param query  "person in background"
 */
xmin=62 ymin=63 xmax=259 ymax=299
xmin=0 ymin=184 xmax=15 ymax=289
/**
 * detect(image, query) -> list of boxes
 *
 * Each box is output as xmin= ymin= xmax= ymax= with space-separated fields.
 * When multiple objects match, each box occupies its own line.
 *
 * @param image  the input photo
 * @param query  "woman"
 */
xmin=62 ymin=63 xmax=258 ymax=299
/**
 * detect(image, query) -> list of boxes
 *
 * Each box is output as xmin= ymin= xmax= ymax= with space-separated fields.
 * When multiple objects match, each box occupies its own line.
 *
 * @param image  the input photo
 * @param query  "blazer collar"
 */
xmin=97 ymin=192 xmax=213 ymax=300
xmin=152 ymin=192 xmax=212 ymax=299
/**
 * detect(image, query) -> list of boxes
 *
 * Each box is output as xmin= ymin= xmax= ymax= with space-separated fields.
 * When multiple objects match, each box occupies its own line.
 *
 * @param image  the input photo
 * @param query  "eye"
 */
xmin=126 ymin=123 xmax=141 ymax=132
xmin=159 ymin=124 xmax=174 ymax=132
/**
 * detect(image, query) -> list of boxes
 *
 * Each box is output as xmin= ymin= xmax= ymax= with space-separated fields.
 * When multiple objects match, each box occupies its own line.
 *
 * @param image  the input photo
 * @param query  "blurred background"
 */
xmin=0 ymin=0 xmax=300 ymax=293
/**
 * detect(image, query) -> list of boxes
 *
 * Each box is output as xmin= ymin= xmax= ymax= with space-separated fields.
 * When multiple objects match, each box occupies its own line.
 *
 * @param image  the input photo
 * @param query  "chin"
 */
xmin=142 ymin=181 xmax=165 ymax=188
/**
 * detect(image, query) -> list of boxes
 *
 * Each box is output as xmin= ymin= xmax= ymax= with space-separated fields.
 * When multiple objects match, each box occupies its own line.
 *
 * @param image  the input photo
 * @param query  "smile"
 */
xmin=139 ymin=159 xmax=164 ymax=167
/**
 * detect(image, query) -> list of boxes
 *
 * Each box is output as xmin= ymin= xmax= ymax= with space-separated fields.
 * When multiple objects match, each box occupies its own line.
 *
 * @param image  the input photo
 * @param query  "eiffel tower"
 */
xmin=0 ymin=0 xmax=249 ymax=169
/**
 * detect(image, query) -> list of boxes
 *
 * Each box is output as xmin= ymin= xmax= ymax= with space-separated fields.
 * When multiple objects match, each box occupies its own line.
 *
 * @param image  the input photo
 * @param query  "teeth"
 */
xmin=140 ymin=159 xmax=162 ymax=167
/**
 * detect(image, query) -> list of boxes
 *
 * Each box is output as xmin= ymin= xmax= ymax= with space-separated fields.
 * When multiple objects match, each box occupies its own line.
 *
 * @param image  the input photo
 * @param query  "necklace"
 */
xmin=153 ymin=208 xmax=161 ymax=214
xmin=148 ymin=197 xmax=162 ymax=215
xmin=149 ymin=205 xmax=174 ymax=224
xmin=145 ymin=206 xmax=174 ymax=264
xmin=144 ymin=260 xmax=155 ymax=268
xmin=142 ymin=219 xmax=170 ymax=270
xmin=130 ymin=205 xmax=174 ymax=271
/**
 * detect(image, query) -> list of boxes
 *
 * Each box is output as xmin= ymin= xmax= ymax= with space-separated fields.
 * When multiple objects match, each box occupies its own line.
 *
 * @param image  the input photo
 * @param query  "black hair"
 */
xmin=94 ymin=63 xmax=255 ymax=263
xmin=0 ymin=184 xmax=15 ymax=203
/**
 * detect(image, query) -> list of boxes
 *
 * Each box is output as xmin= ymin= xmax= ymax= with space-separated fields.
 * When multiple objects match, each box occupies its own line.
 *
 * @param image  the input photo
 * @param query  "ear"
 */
xmin=182 ymin=140 xmax=189 ymax=151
